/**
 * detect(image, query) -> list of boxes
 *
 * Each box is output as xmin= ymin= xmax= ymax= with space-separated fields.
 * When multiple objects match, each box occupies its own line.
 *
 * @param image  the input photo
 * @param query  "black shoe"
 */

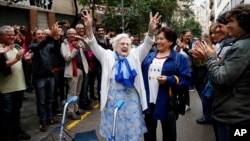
xmin=55 ymin=109 xmax=63 ymax=116
xmin=76 ymin=109 xmax=85 ymax=115
xmin=82 ymin=105 xmax=93 ymax=110
xmin=47 ymin=119 xmax=60 ymax=125
xmin=68 ymin=113 xmax=81 ymax=120
xmin=40 ymin=124 xmax=49 ymax=132
xmin=90 ymin=96 xmax=98 ymax=100
xmin=196 ymin=118 xmax=213 ymax=124
xmin=11 ymin=130 xmax=31 ymax=140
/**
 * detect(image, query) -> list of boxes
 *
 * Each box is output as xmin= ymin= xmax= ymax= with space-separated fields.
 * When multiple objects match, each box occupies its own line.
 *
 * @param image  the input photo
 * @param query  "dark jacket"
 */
xmin=142 ymin=50 xmax=191 ymax=119
xmin=29 ymin=36 xmax=59 ymax=78
xmin=0 ymin=53 xmax=9 ymax=75
xmin=207 ymin=34 xmax=250 ymax=124
xmin=51 ymin=39 xmax=65 ymax=68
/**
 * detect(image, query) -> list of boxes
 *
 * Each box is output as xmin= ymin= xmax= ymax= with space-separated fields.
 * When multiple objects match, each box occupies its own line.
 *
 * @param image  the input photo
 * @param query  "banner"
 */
xmin=93 ymin=4 xmax=128 ymax=15
xmin=1 ymin=0 xmax=54 ymax=10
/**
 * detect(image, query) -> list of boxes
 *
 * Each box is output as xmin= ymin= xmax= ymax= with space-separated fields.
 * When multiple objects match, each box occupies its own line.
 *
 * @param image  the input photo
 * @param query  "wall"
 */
xmin=0 ymin=0 xmax=84 ymax=30
xmin=0 ymin=6 xmax=29 ymax=27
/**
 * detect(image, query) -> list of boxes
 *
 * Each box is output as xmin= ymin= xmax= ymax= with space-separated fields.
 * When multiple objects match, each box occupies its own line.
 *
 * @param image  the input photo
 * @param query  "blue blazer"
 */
xmin=142 ymin=49 xmax=191 ymax=120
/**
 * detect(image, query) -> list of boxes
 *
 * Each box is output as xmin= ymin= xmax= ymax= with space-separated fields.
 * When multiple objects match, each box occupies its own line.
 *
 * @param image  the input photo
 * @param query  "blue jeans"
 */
xmin=213 ymin=121 xmax=230 ymax=141
xmin=0 ymin=91 xmax=24 ymax=140
xmin=201 ymin=95 xmax=213 ymax=121
xmin=201 ymin=77 xmax=213 ymax=121
xmin=33 ymin=77 xmax=54 ymax=124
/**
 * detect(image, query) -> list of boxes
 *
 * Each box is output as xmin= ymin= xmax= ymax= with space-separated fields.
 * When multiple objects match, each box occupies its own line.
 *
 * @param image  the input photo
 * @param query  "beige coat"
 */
xmin=61 ymin=40 xmax=89 ymax=78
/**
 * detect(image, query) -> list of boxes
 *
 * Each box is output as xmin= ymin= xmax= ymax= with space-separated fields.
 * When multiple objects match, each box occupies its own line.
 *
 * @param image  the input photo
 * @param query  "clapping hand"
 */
xmin=190 ymin=40 xmax=216 ymax=61
xmin=74 ymin=35 xmax=84 ymax=41
xmin=0 ymin=46 xmax=10 ymax=54
xmin=189 ymin=41 xmax=206 ymax=59
xmin=16 ymin=49 xmax=24 ymax=60
xmin=200 ymin=42 xmax=216 ymax=57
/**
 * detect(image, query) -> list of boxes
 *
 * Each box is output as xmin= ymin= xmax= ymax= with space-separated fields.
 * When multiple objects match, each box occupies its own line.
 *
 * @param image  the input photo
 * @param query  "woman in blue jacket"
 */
xmin=142 ymin=27 xmax=191 ymax=141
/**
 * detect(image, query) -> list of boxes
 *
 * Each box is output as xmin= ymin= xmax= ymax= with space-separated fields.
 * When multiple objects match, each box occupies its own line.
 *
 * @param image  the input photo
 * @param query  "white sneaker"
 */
xmin=185 ymin=105 xmax=191 ymax=111
xmin=189 ymin=89 xmax=195 ymax=92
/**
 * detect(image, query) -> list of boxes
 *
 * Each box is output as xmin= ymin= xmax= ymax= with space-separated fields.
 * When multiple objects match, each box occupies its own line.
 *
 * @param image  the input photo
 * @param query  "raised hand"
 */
xmin=51 ymin=23 xmax=61 ymax=40
xmin=148 ymin=12 xmax=161 ymax=34
xmin=81 ymin=10 xmax=93 ymax=39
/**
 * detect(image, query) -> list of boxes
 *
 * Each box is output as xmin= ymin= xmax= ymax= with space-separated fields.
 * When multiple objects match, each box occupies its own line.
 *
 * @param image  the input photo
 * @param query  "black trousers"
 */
xmin=144 ymin=103 xmax=177 ymax=141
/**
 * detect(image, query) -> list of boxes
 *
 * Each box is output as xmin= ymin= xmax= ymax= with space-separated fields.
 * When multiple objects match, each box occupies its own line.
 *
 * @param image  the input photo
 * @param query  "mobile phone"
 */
xmin=58 ymin=21 xmax=65 ymax=25
xmin=200 ymin=40 xmax=206 ymax=44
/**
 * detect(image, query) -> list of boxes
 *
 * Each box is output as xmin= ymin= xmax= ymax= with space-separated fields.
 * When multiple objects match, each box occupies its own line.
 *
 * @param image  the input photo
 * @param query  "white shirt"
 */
xmin=0 ymin=47 xmax=26 ymax=93
xmin=148 ymin=57 xmax=166 ymax=103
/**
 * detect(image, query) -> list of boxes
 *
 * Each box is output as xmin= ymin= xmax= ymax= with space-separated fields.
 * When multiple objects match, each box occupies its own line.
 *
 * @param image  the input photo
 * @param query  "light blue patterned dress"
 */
xmin=100 ymin=66 xmax=147 ymax=141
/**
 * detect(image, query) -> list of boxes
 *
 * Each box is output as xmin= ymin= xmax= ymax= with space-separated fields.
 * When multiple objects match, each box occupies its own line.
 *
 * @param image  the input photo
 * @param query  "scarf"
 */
xmin=115 ymin=51 xmax=137 ymax=87
xmin=68 ymin=42 xmax=77 ymax=76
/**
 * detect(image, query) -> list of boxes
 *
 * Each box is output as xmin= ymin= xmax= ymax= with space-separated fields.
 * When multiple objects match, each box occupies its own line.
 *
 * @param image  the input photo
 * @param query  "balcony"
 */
xmin=210 ymin=9 xmax=215 ymax=22
xmin=209 ymin=0 xmax=214 ymax=9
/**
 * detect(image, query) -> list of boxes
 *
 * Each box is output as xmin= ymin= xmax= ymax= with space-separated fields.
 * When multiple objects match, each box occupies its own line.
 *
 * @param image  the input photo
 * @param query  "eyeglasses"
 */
xmin=118 ymin=42 xmax=130 ymax=46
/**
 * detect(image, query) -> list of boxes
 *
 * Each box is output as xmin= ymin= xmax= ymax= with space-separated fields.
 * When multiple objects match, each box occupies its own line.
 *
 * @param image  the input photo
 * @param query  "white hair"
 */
xmin=112 ymin=33 xmax=131 ymax=49
xmin=0 ymin=26 xmax=14 ymax=36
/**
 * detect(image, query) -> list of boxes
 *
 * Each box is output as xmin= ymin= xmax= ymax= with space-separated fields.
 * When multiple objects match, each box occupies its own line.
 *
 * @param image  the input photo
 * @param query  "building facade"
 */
xmin=210 ymin=0 xmax=250 ymax=23
xmin=191 ymin=2 xmax=209 ymax=33
xmin=0 ymin=0 xmax=84 ymax=30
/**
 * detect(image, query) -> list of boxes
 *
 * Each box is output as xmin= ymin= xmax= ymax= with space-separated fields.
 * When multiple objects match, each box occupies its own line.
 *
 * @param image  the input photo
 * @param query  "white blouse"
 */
xmin=148 ymin=57 xmax=167 ymax=103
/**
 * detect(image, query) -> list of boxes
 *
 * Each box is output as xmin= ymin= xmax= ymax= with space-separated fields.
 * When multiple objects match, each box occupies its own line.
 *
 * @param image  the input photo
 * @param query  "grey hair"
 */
xmin=67 ymin=28 xmax=76 ymax=34
xmin=75 ymin=23 xmax=84 ymax=29
xmin=112 ymin=33 xmax=131 ymax=49
xmin=0 ymin=26 xmax=14 ymax=36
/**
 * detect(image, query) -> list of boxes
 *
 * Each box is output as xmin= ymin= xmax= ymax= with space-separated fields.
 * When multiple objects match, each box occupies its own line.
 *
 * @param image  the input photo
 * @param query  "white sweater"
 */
xmin=87 ymin=34 xmax=154 ymax=111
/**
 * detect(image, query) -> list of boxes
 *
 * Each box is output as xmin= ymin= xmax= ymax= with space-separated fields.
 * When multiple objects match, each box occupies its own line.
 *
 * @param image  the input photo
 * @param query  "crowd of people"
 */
xmin=0 ymin=3 xmax=250 ymax=141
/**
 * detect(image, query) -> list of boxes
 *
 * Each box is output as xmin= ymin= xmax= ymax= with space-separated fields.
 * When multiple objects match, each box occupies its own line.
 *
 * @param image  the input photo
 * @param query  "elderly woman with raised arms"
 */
xmin=79 ymin=10 xmax=161 ymax=141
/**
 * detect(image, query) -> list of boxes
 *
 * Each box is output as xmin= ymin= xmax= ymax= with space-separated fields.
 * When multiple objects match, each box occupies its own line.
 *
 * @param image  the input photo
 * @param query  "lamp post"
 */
xmin=121 ymin=0 xmax=125 ymax=33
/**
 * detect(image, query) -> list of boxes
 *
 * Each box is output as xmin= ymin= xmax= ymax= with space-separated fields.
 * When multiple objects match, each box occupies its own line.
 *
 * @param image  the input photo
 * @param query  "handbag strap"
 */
xmin=174 ymin=53 xmax=178 ymax=74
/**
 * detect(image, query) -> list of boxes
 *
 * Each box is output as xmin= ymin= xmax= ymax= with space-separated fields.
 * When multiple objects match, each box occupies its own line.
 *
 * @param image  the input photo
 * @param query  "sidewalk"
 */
xmin=21 ymin=90 xmax=99 ymax=141
xmin=21 ymin=91 xmax=64 ymax=141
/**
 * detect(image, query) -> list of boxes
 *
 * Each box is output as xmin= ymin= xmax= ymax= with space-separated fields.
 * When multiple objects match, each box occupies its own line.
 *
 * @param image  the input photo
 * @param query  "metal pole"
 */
xmin=121 ymin=0 xmax=124 ymax=33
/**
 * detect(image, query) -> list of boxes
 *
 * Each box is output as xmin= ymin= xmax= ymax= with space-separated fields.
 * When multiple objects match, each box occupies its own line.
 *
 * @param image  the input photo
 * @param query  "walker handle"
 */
xmin=67 ymin=96 xmax=78 ymax=104
xmin=115 ymin=100 xmax=124 ymax=110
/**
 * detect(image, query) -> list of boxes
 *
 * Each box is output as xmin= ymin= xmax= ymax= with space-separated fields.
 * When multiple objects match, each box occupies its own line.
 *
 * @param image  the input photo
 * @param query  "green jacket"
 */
xmin=207 ymin=34 xmax=250 ymax=124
